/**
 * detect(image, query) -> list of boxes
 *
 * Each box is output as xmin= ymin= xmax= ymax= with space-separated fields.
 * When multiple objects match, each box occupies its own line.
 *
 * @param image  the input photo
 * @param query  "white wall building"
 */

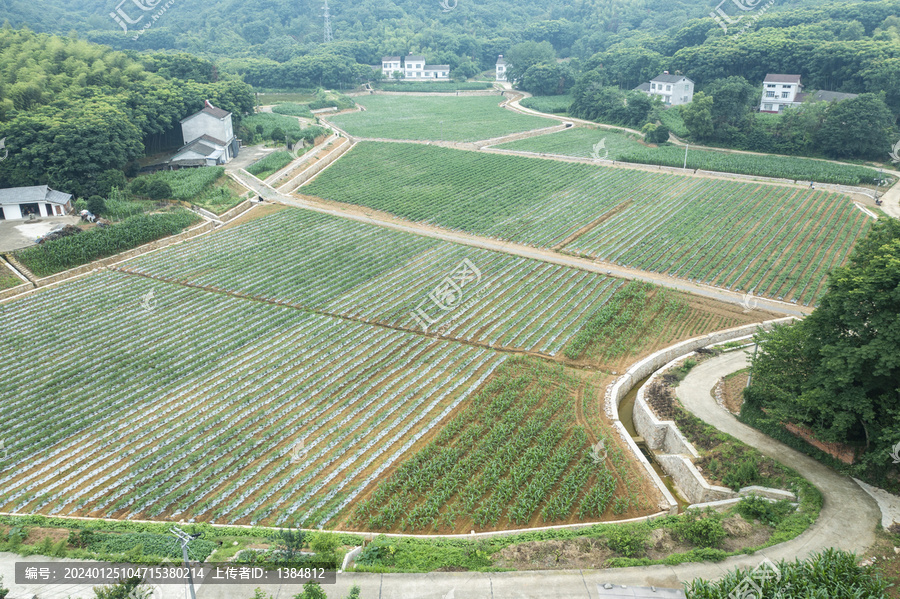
xmin=381 ymin=56 xmax=401 ymax=78
xmin=496 ymin=55 xmax=507 ymax=81
xmin=0 ymin=185 xmax=73 ymax=220
xmin=380 ymin=54 xmax=450 ymax=81
xmin=637 ymin=72 xmax=694 ymax=106
xmin=760 ymin=74 xmax=803 ymax=113
xmin=171 ymin=101 xmax=239 ymax=167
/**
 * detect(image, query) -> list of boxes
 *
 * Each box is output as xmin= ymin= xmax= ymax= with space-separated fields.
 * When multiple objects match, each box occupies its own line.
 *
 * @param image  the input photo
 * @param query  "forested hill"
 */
xmin=0 ymin=0 xmax=855 ymax=61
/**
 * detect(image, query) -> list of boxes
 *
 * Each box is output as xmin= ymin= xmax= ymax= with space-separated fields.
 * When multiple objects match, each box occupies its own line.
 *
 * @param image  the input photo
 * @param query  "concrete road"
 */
xmin=674 ymin=350 xmax=881 ymax=560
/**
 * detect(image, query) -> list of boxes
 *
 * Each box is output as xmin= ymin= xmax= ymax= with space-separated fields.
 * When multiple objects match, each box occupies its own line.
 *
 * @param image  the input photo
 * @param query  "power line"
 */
xmin=322 ymin=0 xmax=333 ymax=43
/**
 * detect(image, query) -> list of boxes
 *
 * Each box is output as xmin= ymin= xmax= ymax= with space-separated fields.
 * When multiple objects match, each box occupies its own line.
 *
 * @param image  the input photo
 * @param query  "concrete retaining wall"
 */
xmin=218 ymin=199 xmax=253 ymax=223
xmin=657 ymin=455 xmax=736 ymax=504
xmin=0 ymin=281 xmax=33 ymax=300
xmin=283 ymin=137 xmax=353 ymax=190
xmin=604 ymin=317 xmax=796 ymax=514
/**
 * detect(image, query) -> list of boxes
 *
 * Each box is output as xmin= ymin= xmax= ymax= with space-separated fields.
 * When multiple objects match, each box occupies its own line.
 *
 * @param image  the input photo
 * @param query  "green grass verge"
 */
xmin=14 ymin=210 xmax=201 ymax=277
xmin=0 ymin=261 xmax=24 ymax=290
xmin=247 ymin=150 xmax=295 ymax=179
xmin=495 ymin=128 xmax=883 ymax=185
xmin=520 ymin=94 xmax=572 ymax=114
xmin=328 ymin=95 xmax=555 ymax=142
xmin=272 ymin=103 xmax=315 ymax=118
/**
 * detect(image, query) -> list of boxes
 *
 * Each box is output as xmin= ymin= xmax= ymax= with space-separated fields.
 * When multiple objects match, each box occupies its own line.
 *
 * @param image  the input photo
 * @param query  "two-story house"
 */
xmin=636 ymin=72 xmax=694 ymax=106
xmin=170 ymin=101 xmax=239 ymax=167
xmin=381 ymin=56 xmax=402 ymax=78
xmin=496 ymin=55 xmax=507 ymax=82
xmin=380 ymin=54 xmax=450 ymax=80
xmin=760 ymin=74 xmax=803 ymax=113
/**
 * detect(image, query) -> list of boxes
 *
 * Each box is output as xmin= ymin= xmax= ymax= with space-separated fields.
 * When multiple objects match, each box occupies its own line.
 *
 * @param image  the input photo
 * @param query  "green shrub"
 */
xmin=87 ymin=195 xmax=106 ymax=215
xmin=735 ymin=495 xmax=795 ymax=527
xmin=674 ymin=510 xmax=726 ymax=547
xmin=605 ymin=525 xmax=649 ymax=558
xmin=723 ymin=458 xmax=760 ymax=489
xmin=146 ymin=179 xmax=173 ymax=200
xmin=129 ymin=178 xmax=148 ymax=196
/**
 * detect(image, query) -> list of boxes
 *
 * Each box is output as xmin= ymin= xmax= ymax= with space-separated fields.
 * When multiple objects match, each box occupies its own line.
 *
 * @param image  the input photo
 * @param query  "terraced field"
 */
xmin=301 ymin=142 xmax=873 ymax=304
xmin=327 ymin=95 xmax=555 ymax=142
xmin=120 ymin=208 xmax=756 ymax=361
xmin=0 ymin=208 xmax=764 ymax=531
xmin=0 ymin=271 xmax=505 ymax=528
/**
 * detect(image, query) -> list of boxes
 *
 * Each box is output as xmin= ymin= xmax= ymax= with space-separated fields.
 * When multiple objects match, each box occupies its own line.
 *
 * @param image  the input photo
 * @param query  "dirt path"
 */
xmin=228 ymin=170 xmax=808 ymax=318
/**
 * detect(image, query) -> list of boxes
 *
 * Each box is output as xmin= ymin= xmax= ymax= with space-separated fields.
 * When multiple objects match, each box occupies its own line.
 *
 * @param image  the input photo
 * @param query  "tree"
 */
xmin=294 ymin=582 xmax=327 ymax=599
xmin=270 ymin=127 xmax=285 ymax=144
xmin=505 ymin=41 xmax=556 ymax=85
xmin=816 ymin=93 xmax=896 ymax=160
xmin=87 ymin=195 xmax=106 ymax=215
xmin=643 ymin=123 xmax=671 ymax=144
xmin=277 ymin=527 xmax=306 ymax=563
xmin=746 ymin=219 xmax=900 ymax=475
xmin=146 ymin=180 xmax=172 ymax=201
xmin=681 ymin=92 xmax=714 ymax=139
xmin=520 ymin=62 xmax=574 ymax=96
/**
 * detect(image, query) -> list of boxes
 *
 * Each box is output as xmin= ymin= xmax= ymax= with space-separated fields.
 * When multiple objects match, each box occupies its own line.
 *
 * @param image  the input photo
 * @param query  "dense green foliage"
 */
xmin=327 ymin=95 xmax=554 ymax=142
xmin=684 ymin=549 xmax=890 ymax=598
xmin=85 ymin=531 xmax=217 ymax=561
xmin=15 ymin=210 xmax=200 ymax=276
xmin=0 ymin=29 xmax=253 ymax=196
xmin=745 ymin=218 xmax=900 ymax=480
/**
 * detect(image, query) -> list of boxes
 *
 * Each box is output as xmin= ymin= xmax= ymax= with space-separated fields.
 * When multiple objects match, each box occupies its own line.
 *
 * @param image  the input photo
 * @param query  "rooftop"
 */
xmin=764 ymin=74 xmax=802 ymax=84
xmin=0 ymin=185 xmax=72 ymax=205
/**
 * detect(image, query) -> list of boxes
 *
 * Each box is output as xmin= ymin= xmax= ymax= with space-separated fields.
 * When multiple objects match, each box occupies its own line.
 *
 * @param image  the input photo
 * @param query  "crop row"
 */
xmin=120 ymin=208 xmax=629 ymax=356
xmin=0 ymin=270 xmax=506 ymax=527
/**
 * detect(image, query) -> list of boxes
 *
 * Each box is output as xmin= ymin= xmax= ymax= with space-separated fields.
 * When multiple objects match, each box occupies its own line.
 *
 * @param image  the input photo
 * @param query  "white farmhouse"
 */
xmin=636 ymin=72 xmax=694 ymax=106
xmin=380 ymin=54 xmax=450 ymax=81
xmin=760 ymin=74 xmax=803 ymax=113
xmin=404 ymin=54 xmax=427 ymax=79
xmin=0 ymin=185 xmax=73 ymax=220
xmin=496 ymin=55 xmax=507 ymax=82
xmin=381 ymin=56 xmax=401 ymax=78
xmin=170 ymin=101 xmax=239 ymax=167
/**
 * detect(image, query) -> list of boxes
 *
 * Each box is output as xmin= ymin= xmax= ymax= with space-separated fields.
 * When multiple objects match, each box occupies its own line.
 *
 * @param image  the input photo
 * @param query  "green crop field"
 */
xmin=120 ymin=208 xmax=754 ymax=360
xmin=0 ymin=208 xmax=759 ymax=533
xmin=494 ymin=128 xmax=884 ymax=186
xmin=301 ymin=142 xmax=873 ymax=304
xmin=326 ymin=95 xmax=555 ymax=142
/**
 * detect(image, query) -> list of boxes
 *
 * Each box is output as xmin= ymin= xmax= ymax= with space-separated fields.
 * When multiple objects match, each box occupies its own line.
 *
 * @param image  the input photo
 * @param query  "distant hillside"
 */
xmin=0 ymin=0 xmax=861 ymax=63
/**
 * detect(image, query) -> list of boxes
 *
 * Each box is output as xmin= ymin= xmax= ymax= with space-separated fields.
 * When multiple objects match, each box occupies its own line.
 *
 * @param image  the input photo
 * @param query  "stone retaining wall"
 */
xmin=280 ymin=137 xmax=352 ymax=190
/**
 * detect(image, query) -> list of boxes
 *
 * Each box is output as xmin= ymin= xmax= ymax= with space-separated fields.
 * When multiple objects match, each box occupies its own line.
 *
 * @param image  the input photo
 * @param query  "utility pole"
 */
xmin=322 ymin=0 xmax=333 ymax=43
xmin=171 ymin=527 xmax=198 ymax=599
xmin=683 ymin=143 xmax=689 ymax=170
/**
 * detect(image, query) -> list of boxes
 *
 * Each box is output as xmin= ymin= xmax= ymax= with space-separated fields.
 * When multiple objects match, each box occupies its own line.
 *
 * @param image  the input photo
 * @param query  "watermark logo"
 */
xmin=290 ymin=440 xmax=307 ymax=464
xmin=0 ymin=440 xmax=7 ymax=458
xmin=109 ymin=0 xmax=179 ymax=40
xmin=126 ymin=582 xmax=163 ymax=599
xmin=411 ymin=258 xmax=487 ymax=333
xmin=729 ymin=558 xmax=785 ymax=599
xmin=741 ymin=290 xmax=759 ymax=312
xmin=140 ymin=289 xmax=157 ymax=312
xmin=890 ymin=441 xmax=900 ymax=464
xmin=710 ymin=0 xmax=776 ymax=35
xmin=589 ymin=439 xmax=607 ymax=464
xmin=590 ymin=137 xmax=608 ymax=160
xmin=439 ymin=0 xmax=458 ymax=11
xmin=0 ymin=137 xmax=7 ymax=161
xmin=889 ymin=139 xmax=900 ymax=164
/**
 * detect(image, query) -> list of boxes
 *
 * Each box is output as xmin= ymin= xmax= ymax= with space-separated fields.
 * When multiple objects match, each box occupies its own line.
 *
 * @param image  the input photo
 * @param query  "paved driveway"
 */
xmin=0 ymin=216 xmax=81 ymax=252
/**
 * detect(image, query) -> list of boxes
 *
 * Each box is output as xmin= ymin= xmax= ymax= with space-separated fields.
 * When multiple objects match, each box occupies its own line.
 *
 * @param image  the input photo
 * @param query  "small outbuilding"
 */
xmin=0 ymin=185 xmax=73 ymax=220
